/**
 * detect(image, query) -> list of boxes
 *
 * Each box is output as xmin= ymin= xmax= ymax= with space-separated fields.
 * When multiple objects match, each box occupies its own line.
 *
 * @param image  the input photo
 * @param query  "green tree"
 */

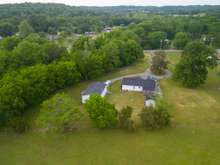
xmin=0 ymin=22 xmax=16 ymax=37
xmin=174 ymin=41 xmax=217 ymax=88
xmin=0 ymin=36 xmax=21 ymax=51
xmin=12 ymin=41 xmax=46 ymax=68
xmin=0 ymin=61 xmax=81 ymax=126
xmin=118 ymin=106 xmax=135 ymax=131
xmin=43 ymin=42 xmax=67 ymax=63
xmin=18 ymin=20 xmax=34 ymax=38
xmin=150 ymin=51 xmax=167 ymax=75
xmin=173 ymin=32 xmax=191 ymax=49
xmin=72 ymin=51 xmax=104 ymax=80
xmin=147 ymin=31 xmax=167 ymax=49
xmin=36 ymin=93 xmax=83 ymax=132
xmin=139 ymin=99 xmax=170 ymax=130
xmin=85 ymin=94 xmax=118 ymax=129
xmin=101 ymin=41 xmax=121 ymax=72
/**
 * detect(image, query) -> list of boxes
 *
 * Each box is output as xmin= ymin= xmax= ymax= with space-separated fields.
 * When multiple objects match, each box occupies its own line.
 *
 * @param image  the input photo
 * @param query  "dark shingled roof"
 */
xmin=81 ymin=82 xmax=106 ymax=95
xmin=122 ymin=77 xmax=156 ymax=91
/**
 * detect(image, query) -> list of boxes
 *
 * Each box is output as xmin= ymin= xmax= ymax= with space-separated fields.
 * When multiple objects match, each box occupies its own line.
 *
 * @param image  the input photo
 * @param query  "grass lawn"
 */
xmin=1 ymin=53 xmax=220 ymax=165
xmin=106 ymin=80 xmax=145 ymax=125
xmin=166 ymin=52 xmax=182 ymax=71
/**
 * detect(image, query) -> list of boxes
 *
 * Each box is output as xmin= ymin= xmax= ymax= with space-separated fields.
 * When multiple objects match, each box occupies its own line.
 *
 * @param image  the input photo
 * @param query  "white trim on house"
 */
xmin=122 ymin=85 xmax=143 ymax=92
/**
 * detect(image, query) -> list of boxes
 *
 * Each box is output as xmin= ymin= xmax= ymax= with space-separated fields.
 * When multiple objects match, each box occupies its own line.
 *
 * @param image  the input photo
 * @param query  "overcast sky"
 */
xmin=0 ymin=0 xmax=219 ymax=6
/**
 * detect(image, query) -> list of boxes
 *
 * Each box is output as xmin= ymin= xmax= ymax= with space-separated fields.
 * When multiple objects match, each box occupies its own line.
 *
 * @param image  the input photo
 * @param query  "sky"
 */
xmin=0 ymin=0 xmax=219 ymax=6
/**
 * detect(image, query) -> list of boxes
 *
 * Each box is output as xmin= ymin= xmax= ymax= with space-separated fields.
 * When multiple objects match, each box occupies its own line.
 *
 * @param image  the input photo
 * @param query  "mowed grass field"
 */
xmin=0 ymin=53 xmax=220 ymax=165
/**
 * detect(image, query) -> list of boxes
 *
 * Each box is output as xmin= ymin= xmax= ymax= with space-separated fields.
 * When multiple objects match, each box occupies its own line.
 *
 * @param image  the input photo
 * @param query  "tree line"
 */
xmin=0 ymin=3 xmax=219 ymax=49
xmin=127 ymin=15 xmax=220 ymax=49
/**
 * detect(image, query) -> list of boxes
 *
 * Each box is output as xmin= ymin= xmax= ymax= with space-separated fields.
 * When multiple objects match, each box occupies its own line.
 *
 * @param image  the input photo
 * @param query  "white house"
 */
xmin=122 ymin=77 xmax=156 ymax=93
xmin=81 ymin=82 xmax=107 ymax=104
xmin=103 ymin=27 xmax=113 ymax=33
xmin=85 ymin=31 xmax=96 ymax=37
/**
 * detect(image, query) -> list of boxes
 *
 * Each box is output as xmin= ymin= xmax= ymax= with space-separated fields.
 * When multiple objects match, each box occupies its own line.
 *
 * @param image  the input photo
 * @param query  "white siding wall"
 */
xmin=122 ymin=85 xmax=143 ymax=92
xmin=101 ymin=87 xmax=108 ymax=97
xmin=145 ymin=99 xmax=156 ymax=108
xmin=82 ymin=95 xmax=90 ymax=104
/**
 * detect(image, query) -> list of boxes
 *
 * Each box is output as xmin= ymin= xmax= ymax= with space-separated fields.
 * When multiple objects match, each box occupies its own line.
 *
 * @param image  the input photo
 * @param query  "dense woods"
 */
xmin=0 ymin=4 xmax=219 ymax=48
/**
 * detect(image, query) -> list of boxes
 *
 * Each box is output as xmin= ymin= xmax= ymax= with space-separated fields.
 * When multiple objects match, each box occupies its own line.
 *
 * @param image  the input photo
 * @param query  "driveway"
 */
xmin=109 ymin=50 xmax=172 ymax=83
xmin=109 ymin=69 xmax=172 ymax=84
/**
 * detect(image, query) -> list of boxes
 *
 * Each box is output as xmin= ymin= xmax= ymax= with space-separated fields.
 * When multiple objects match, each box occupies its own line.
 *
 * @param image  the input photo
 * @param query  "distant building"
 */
xmin=81 ymin=82 xmax=108 ymax=104
xmin=0 ymin=36 xmax=3 ymax=41
xmin=103 ymin=27 xmax=113 ymax=33
xmin=47 ymin=34 xmax=59 ymax=40
xmin=85 ymin=32 xmax=96 ymax=36
xmin=122 ymin=77 xmax=156 ymax=93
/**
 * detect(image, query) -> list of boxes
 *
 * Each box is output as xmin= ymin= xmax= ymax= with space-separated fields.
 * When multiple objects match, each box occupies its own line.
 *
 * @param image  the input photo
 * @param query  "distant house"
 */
xmin=0 ymin=36 xmax=3 ymax=41
xmin=85 ymin=32 xmax=96 ymax=36
xmin=122 ymin=77 xmax=156 ymax=93
xmin=81 ymin=82 xmax=108 ymax=104
xmin=47 ymin=34 xmax=59 ymax=40
xmin=103 ymin=27 xmax=113 ymax=33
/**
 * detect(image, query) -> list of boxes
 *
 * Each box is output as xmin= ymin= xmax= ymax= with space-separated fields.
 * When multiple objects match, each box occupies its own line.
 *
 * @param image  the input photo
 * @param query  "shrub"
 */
xmin=36 ymin=93 xmax=83 ymax=132
xmin=118 ymin=106 xmax=135 ymax=131
xmin=8 ymin=117 xmax=30 ymax=133
xmin=151 ymin=51 xmax=167 ymax=75
xmin=139 ymin=100 xmax=170 ymax=129
xmin=85 ymin=94 xmax=118 ymax=129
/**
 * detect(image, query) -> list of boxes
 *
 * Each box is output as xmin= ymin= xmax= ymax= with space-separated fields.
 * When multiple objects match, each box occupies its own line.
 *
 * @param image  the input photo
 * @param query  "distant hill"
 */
xmin=0 ymin=3 xmax=220 ymax=17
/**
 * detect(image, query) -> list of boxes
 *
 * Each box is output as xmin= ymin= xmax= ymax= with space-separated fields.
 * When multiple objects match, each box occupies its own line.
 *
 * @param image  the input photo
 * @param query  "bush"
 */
xmin=150 ymin=51 xmax=167 ymax=75
xmin=8 ymin=117 xmax=30 ymax=133
xmin=36 ymin=93 xmax=83 ymax=132
xmin=85 ymin=94 xmax=118 ymax=129
xmin=118 ymin=106 xmax=135 ymax=131
xmin=139 ymin=100 xmax=170 ymax=129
